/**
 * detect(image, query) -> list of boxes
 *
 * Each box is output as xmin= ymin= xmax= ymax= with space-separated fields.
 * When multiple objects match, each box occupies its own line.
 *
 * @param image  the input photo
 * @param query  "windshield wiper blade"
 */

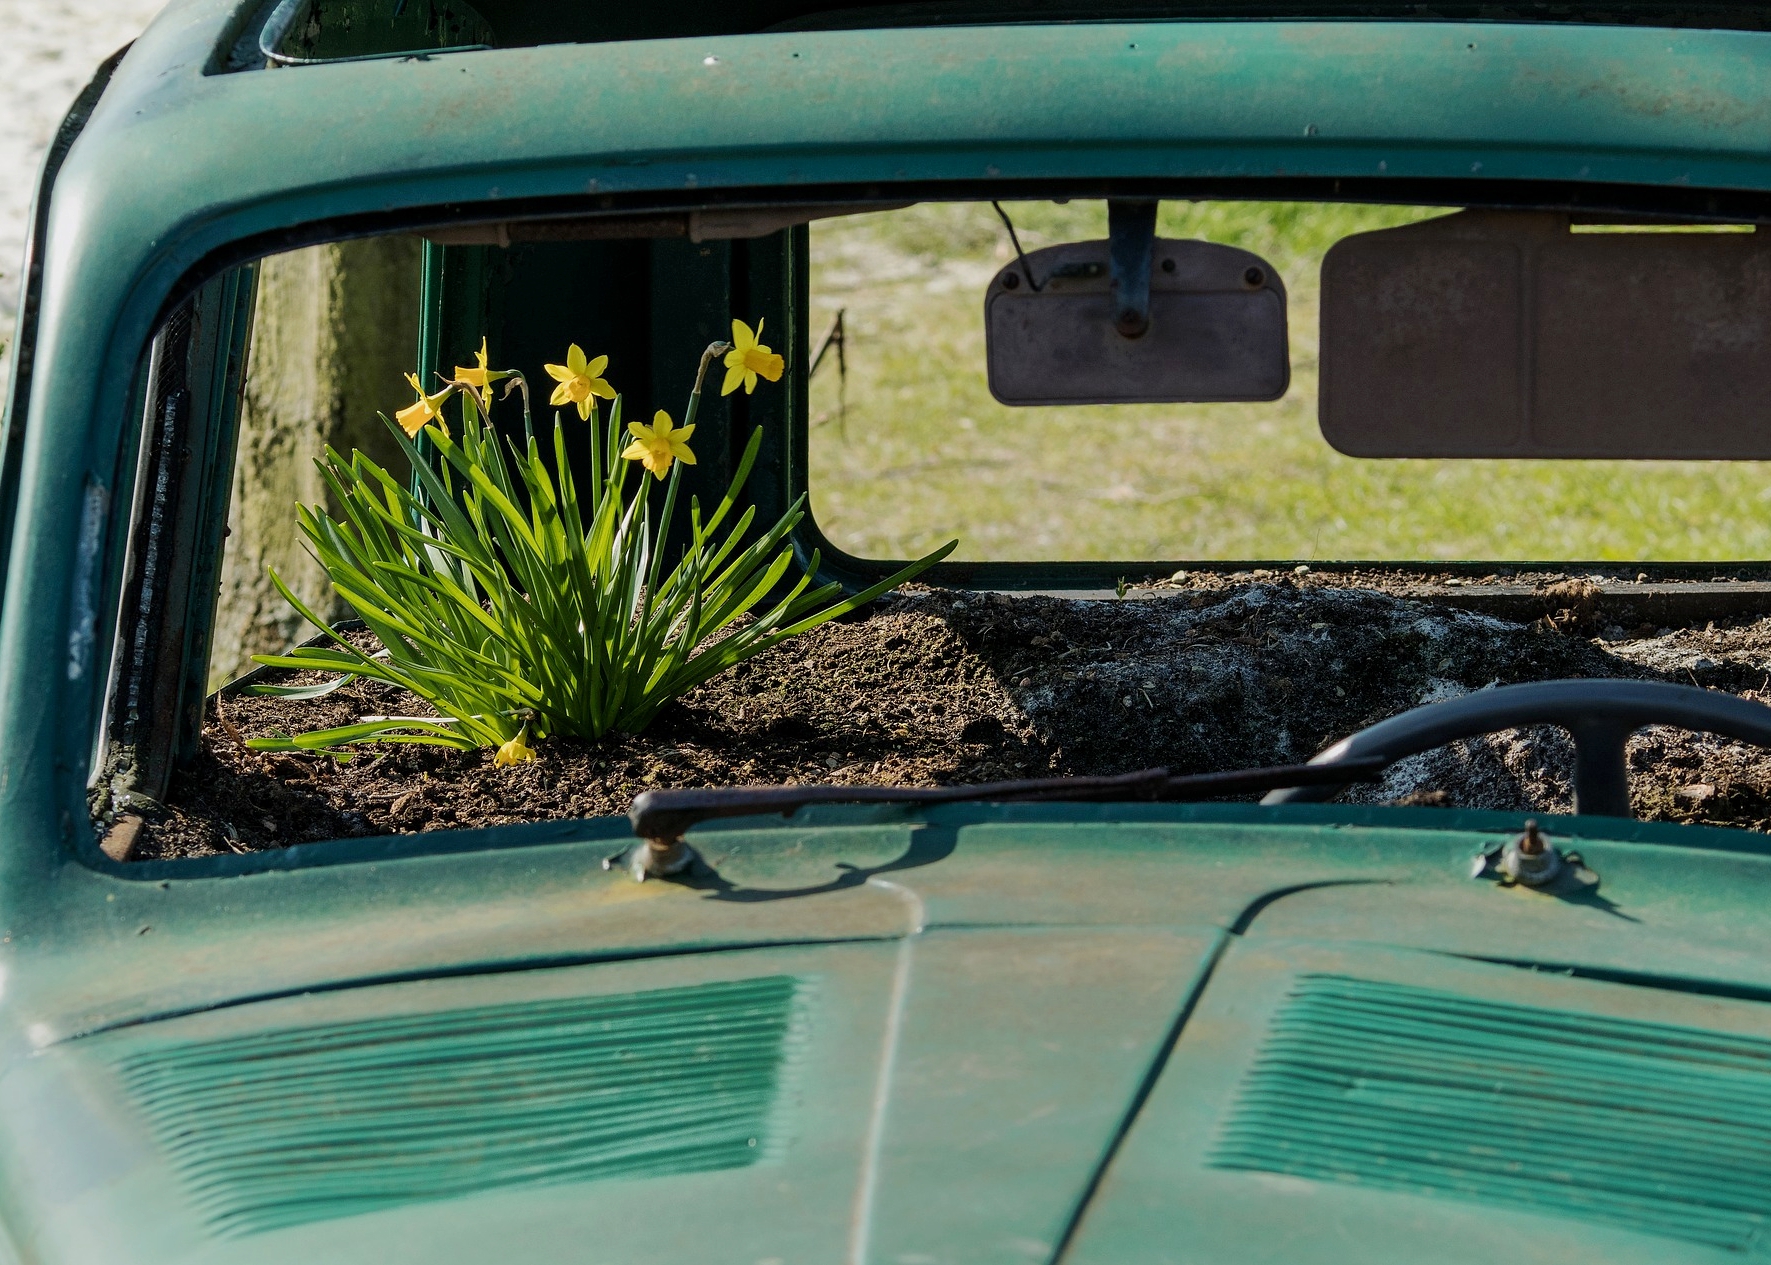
xmin=614 ymin=757 xmax=1386 ymax=880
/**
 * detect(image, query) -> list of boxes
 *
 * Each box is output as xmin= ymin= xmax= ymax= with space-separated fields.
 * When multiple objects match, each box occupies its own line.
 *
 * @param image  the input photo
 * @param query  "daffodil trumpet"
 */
xmin=721 ymin=319 xmax=784 ymax=396
xmin=494 ymin=725 xmax=537 ymax=767
xmin=621 ymin=411 xmax=696 ymax=480
xmin=543 ymin=343 xmax=615 ymax=420
xmin=395 ymin=373 xmax=459 ymax=439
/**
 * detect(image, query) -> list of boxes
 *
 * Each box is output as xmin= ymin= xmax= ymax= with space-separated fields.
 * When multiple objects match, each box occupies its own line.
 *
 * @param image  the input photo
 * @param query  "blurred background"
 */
xmin=0 ymin=0 xmax=166 ymax=381
xmin=0 ymin=0 xmax=420 ymax=688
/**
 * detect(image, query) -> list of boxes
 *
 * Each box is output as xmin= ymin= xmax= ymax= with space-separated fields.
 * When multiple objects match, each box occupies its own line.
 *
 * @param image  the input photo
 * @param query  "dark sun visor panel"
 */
xmin=1319 ymin=210 xmax=1771 ymax=460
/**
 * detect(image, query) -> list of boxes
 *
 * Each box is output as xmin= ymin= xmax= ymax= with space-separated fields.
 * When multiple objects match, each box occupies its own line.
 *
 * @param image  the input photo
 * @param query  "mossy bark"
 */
xmin=208 ymin=237 xmax=421 ymax=688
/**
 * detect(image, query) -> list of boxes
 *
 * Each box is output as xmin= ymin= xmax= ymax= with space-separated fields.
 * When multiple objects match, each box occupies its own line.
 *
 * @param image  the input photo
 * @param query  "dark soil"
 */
xmin=132 ymin=581 xmax=1771 ymax=862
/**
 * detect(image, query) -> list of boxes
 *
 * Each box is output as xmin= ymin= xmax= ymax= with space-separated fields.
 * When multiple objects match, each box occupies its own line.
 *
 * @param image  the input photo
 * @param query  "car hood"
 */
xmin=5 ymin=807 xmax=1771 ymax=1264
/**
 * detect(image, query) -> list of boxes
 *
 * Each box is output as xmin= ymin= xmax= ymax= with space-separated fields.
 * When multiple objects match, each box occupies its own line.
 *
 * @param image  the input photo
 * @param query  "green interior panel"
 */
xmin=416 ymin=233 xmax=789 ymax=563
xmin=98 ymin=267 xmax=257 ymax=793
xmin=265 ymin=0 xmax=497 ymax=63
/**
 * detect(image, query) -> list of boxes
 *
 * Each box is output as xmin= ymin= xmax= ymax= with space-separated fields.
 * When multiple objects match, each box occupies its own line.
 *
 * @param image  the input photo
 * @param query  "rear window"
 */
xmin=807 ymin=200 xmax=1771 ymax=565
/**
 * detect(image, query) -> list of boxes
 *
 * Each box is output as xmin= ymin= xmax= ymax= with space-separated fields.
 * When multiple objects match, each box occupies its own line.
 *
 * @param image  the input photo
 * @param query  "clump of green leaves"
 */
xmin=247 ymin=337 xmax=952 ymax=756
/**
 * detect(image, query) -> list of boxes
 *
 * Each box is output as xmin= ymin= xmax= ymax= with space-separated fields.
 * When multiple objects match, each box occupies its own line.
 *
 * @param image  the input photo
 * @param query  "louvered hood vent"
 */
xmin=1212 ymin=974 xmax=1771 ymax=1252
xmin=117 ymin=975 xmax=808 ymax=1237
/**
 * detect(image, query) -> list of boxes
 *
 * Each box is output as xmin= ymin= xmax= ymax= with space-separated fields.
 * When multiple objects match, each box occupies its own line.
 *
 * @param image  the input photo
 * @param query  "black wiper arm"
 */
xmin=613 ymin=758 xmax=1386 ymax=880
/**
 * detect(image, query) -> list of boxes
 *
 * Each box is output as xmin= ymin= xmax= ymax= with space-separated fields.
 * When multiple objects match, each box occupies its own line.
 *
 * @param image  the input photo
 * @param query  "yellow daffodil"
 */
xmin=493 ymin=727 xmax=536 ymax=767
xmin=620 ymin=410 xmax=697 ymax=480
xmin=395 ymin=373 xmax=454 ymax=439
xmin=453 ymin=337 xmax=509 ymax=410
xmin=721 ymin=318 xmax=785 ymax=396
xmin=543 ymin=344 xmax=616 ymax=420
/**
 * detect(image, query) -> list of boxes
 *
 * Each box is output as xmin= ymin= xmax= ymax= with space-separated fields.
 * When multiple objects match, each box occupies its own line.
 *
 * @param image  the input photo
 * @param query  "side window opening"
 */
xmin=96 ymin=269 xmax=256 ymax=820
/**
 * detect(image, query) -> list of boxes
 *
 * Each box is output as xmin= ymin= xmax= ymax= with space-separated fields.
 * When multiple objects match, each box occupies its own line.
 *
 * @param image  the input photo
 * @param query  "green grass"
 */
xmin=808 ymin=201 xmax=1771 ymax=563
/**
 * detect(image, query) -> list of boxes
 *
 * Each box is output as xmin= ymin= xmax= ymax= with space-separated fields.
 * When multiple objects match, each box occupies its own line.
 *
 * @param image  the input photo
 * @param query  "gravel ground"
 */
xmin=0 ymin=0 xmax=165 ymax=374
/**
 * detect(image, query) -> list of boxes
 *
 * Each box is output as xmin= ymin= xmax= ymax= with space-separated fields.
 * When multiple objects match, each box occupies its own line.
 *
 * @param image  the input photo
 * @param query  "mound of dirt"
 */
xmin=133 ymin=581 xmax=1771 ymax=861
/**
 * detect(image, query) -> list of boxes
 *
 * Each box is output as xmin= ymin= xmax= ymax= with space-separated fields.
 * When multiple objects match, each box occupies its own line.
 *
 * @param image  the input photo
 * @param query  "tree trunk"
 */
xmin=208 ymin=236 xmax=421 ymax=688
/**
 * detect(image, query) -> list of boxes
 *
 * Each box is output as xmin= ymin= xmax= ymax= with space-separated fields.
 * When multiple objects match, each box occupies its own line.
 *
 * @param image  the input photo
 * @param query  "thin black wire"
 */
xmin=991 ymin=200 xmax=1045 ymax=292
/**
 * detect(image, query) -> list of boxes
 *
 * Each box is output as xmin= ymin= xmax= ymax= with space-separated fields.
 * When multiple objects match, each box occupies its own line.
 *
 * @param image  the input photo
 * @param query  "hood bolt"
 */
xmin=1500 ymin=819 xmax=1565 ymax=887
xmin=604 ymin=836 xmax=698 ymax=883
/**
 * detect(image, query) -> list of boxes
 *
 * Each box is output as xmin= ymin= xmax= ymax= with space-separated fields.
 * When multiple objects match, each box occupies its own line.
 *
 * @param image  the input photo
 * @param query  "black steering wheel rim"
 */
xmin=1260 ymin=679 xmax=1771 ymax=817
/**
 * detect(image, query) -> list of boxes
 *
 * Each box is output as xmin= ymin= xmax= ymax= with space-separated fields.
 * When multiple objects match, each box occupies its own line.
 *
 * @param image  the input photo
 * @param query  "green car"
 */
xmin=8 ymin=0 xmax=1771 ymax=1260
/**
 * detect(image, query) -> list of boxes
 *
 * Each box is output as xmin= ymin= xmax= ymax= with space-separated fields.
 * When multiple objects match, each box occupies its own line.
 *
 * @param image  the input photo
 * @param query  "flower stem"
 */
xmin=684 ymin=341 xmax=732 ymax=432
xmin=501 ymin=371 xmax=534 ymax=441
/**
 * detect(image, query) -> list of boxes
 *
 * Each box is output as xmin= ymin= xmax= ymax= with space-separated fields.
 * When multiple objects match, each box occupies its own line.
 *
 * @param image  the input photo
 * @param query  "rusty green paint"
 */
xmin=0 ymin=804 xmax=1760 ymax=1259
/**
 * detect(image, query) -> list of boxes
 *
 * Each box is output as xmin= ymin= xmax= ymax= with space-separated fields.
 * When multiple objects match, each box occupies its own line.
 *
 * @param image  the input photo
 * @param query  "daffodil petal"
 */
xmin=588 ymin=378 xmax=616 ymax=400
xmin=566 ymin=343 xmax=587 ymax=373
xmin=543 ymin=363 xmax=574 ymax=383
xmin=585 ymin=354 xmax=609 ymax=377
xmin=731 ymin=318 xmax=755 ymax=351
xmin=720 ymin=365 xmax=744 ymax=396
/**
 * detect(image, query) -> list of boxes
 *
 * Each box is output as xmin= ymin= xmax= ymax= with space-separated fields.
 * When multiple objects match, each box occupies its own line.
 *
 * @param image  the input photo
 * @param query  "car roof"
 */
xmin=37 ymin=4 xmax=1771 ymax=381
xmin=244 ymin=0 xmax=1771 ymax=53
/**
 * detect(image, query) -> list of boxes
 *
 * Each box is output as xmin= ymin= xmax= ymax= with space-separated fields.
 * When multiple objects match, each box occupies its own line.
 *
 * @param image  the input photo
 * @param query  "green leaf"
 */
xmin=243 ymin=674 xmax=357 ymax=700
xmin=245 ymin=717 xmax=477 ymax=752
